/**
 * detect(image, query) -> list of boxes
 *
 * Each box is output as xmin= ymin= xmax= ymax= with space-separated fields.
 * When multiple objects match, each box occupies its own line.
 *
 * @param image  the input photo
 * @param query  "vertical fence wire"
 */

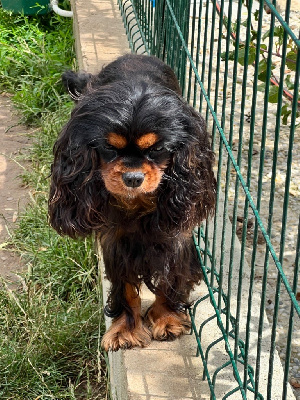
xmin=117 ymin=0 xmax=300 ymax=398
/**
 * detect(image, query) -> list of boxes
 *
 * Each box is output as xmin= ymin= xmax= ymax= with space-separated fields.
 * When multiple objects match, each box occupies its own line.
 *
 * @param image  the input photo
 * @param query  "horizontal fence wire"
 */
xmin=118 ymin=0 xmax=300 ymax=398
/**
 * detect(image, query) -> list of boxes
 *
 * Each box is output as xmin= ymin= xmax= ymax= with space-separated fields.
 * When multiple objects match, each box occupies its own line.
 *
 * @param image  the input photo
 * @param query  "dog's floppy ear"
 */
xmin=48 ymin=124 xmax=108 ymax=238
xmin=157 ymin=105 xmax=216 ymax=233
xmin=62 ymin=70 xmax=93 ymax=101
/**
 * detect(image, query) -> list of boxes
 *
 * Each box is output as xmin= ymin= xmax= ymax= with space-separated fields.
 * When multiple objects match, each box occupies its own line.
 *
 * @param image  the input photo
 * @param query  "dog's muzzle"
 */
xmin=122 ymin=172 xmax=145 ymax=188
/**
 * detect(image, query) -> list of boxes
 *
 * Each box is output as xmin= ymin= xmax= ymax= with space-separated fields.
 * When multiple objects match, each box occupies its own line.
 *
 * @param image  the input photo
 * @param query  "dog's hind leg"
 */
xmin=145 ymin=293 xmax=191 ymax=341
xmin=101 ymin=283 xmax=152 ymax=352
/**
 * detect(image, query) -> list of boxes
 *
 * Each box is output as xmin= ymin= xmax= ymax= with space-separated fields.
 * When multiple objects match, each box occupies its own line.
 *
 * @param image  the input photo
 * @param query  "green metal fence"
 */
xmin=117 ymin=0 xmax=300 ymax=398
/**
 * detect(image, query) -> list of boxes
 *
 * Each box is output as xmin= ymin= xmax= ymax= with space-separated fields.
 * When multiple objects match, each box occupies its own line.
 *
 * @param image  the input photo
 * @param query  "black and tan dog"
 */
xmin=48 ymin=54 xmax=216 ymax=351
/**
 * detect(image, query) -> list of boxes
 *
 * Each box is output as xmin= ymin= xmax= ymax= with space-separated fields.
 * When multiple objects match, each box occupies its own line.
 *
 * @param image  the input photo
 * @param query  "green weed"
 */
xmin=0 ymin=6 xmax=109 ymax=399
xmin=0 ymin=7 xmax=74 ymax=125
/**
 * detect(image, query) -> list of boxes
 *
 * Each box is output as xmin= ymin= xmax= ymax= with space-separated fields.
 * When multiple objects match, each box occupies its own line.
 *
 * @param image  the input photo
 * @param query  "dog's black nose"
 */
xmin=122 ymin=172 xmax=145 ymax=188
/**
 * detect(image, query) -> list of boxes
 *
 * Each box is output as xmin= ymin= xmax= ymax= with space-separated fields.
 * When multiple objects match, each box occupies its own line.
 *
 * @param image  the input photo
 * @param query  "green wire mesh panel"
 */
xmin=118 ymin=0 xmax=300 ymax=398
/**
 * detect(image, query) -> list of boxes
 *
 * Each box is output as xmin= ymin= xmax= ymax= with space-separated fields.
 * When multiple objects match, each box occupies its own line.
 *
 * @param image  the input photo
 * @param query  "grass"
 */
xmin=0 ymin=5 xmax=109 ymax=399
xmin=0 ymin=3 xmax=74 ymax=125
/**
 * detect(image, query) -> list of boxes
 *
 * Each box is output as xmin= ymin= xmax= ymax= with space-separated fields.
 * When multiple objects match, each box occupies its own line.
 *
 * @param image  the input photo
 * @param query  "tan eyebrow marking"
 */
xmin=107 ymin=132 xmax=127 ymax=149
xmin=136 ymin=133 xmax=159 ymax=149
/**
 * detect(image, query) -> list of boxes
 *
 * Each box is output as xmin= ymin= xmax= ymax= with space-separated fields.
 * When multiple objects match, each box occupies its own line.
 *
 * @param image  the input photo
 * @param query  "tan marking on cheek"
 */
xmin=107 ymin=132 xmax=127 ymax=149
xmin=141 ymin=163 xmax=164 ymax=193
xmin=101 ymin=160 xmax=128 ymax=195
xmin=136 ymin=133 xmax=159 ymax=149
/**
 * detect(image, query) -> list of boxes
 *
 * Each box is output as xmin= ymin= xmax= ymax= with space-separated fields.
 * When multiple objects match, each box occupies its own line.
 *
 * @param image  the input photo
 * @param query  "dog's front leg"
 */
xmin=101 ymin=283 xmax=152 ymax=351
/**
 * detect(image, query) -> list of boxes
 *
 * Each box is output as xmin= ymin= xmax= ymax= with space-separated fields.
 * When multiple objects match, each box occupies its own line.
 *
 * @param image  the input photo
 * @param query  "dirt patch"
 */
xmin=0 ymin=94 xmax=33 ymax=282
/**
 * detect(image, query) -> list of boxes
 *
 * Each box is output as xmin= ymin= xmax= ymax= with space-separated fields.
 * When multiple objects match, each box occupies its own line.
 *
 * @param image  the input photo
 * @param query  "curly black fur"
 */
xmin=49 ymin=54 xmax=216 ymax=327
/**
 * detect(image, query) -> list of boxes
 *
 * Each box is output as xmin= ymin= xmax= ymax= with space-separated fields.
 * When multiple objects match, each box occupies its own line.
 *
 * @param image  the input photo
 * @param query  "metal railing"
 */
xmin=117 ymin=0 xmax=300 ymax=398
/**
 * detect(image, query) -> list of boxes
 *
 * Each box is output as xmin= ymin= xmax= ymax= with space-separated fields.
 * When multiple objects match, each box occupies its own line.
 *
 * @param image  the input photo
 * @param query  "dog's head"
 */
xmin=49 ymin=68 xmax=216 ymax=237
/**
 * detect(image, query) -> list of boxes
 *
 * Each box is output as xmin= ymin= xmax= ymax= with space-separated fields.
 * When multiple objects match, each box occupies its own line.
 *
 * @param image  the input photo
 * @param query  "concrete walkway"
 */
xmin=71 ymin=0 xmax=129 ymax=73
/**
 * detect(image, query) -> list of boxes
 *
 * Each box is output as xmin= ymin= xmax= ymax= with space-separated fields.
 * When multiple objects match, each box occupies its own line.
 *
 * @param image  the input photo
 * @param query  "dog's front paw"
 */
xmin=146 ymin=301 xmax=191 ymax=341
xmin=101 ymin=313 xmax=152 ymax=352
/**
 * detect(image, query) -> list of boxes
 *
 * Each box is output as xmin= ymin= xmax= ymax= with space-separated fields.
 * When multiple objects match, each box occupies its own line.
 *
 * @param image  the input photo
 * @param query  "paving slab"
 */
xmin=70 ymin=0 xmax=130 ymax=73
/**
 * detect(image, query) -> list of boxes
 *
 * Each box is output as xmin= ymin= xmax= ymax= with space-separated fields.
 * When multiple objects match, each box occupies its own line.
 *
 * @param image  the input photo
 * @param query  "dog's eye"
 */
xmin=152 ymin=146 xmax=163 ymax=152
xmin=101 ymin=143 xmax=119 ymax=162
xmin=149 ymin=145 xmax=163 ymax=154
xmin=103 ymin=143 xmax=116 ymax=151
xmin=148 ymin=145 xmax=164 ymax=158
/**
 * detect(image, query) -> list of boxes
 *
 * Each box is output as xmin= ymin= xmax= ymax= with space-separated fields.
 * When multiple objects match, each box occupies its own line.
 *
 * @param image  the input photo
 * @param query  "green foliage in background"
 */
xmin=0 ymin=6 xmax=108 ymax=399
xmin=221 ymin=7 xmax=299 ymax=127
xmin=0 ymin=5 xmax=74 ymax=124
